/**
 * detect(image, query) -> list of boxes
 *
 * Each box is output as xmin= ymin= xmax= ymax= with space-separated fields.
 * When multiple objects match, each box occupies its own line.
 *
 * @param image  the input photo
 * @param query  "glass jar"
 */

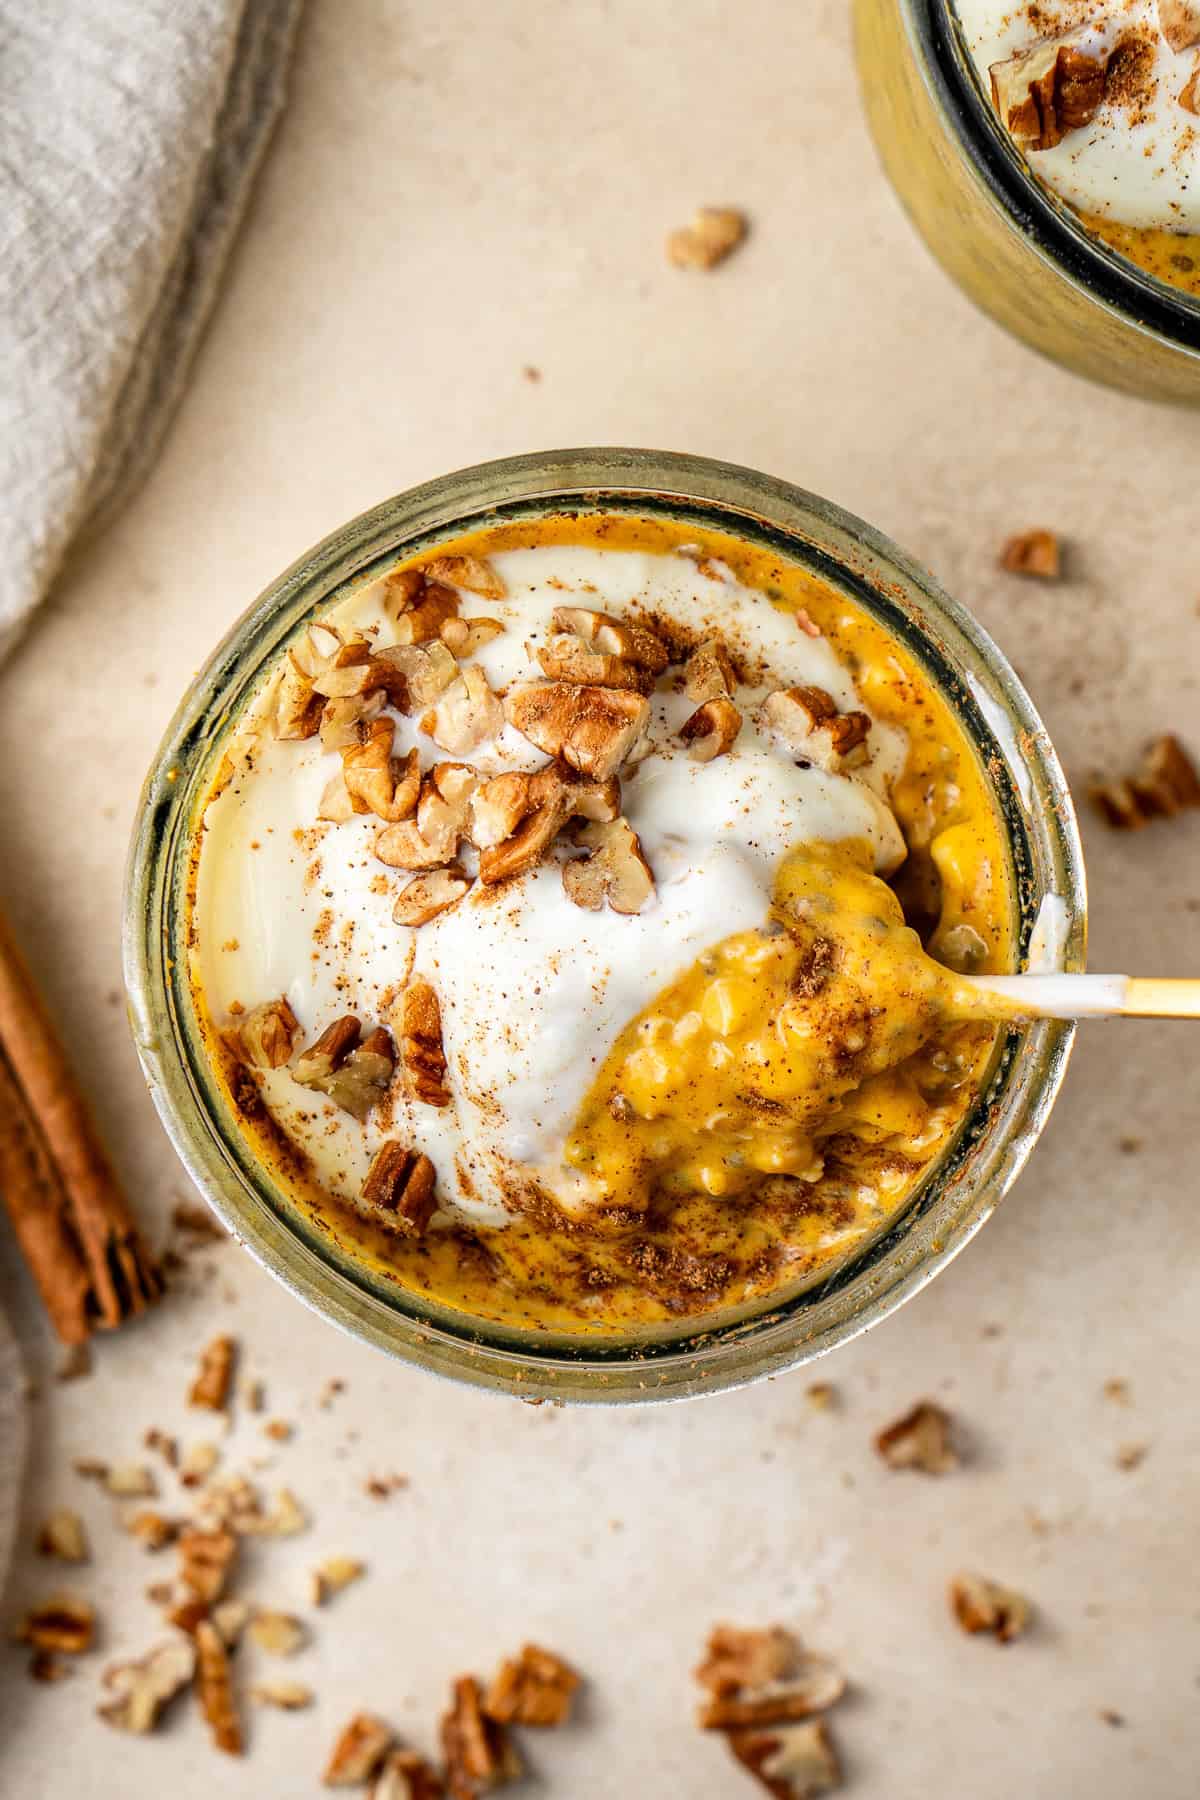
xmin=124 ymin=449 xmax=1086 ymax=1403
xmin=854 ymin=0 xmax=1200 ymax=402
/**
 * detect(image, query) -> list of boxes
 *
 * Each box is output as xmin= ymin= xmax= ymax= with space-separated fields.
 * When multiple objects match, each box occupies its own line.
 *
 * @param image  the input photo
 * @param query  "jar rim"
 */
xmin=912 ymin=0 xmax=1200 ymax=345
xmin=123 ymin=448 xmax=1087 ymax=1404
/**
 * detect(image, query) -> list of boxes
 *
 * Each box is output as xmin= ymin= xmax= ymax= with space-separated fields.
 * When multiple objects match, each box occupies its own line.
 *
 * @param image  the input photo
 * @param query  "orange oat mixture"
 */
xmin=188 ymin=513 xmax=1015 ymax=1334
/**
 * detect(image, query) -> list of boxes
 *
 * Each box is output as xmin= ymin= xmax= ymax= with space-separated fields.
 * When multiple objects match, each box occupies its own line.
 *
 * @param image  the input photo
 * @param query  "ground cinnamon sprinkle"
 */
xmin=1105 ymin=31 xmax=1158 ymax=124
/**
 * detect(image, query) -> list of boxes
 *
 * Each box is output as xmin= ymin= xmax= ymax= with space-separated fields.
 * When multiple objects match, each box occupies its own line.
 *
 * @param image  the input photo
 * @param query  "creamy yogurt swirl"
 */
xmin=953 ymin=0 xmax=1200 ymax=231
xmin=194 ymin=544 xmax=909 ymax=1225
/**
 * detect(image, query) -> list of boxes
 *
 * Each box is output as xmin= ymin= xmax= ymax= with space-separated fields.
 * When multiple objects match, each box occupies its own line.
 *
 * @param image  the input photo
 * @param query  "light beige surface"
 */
xmin=2 ymin=1 xmax=1199 ymax=1794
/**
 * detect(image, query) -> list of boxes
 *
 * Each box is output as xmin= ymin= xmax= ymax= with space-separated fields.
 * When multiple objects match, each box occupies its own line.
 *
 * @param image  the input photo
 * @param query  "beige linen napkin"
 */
xmin=0 ymin=0 xmax=305 ymax=662
xmin=0 ymin=0 xmax=304 ymax=1579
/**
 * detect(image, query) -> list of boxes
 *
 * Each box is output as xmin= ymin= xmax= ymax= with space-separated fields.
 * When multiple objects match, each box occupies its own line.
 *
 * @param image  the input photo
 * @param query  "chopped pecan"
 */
xmin=989 ymin=37 xmax=1109 ymax=151
xmin=699 ymin=1657 xmax=846 ymax=1729
xmin=1182 ymin=61 xmax=1200 ymax=113
xmin=683 ymin=637 xmax=737 ymax=702
xmin=551 ymin=605 xmax=669 ymax=673
xmin=36 ymin=1509 xmax=89 ymax=1564
xmin=949 ymin=1572 xmax=1032 ymax=1643
xmin=680 ymin=696 xmax=742 ymax=761
xmin=105 ymin=1462 xmax=159 ymax=1497
xmin=667 ymin=206 xmax=748 ymax=269
xmin=441 ymin=616 xmax=506 ymax=657
xmin=562 ymin=817 xmax=655 ymax=914
xmin=401 ymin=979 xmax=451 ymax=1108
xmin=999 ymin=528 xmax=1062 ymax=580
xmin=178 ymin=1525 xmax=238 ymax=1603
xmin=310 ymin=1556 xmax=365 ymax=1607
xmin=189 ymin=1335 xmax=237 ymax=1411
xmin=442 ymin=1675 xmax=523 ymax=1798
xmin=212 ymin=1600 xmax=250 ymax=1647
xmin=381 ymin=568 xmax=427 ymax=617
xmin=325 ymin=1713 xmax=395 ymax=1786
xmin=760 ymin=687 xmax=870 ymax=773
xmin=483 ymin=1643 xmax=581 ymax=1727
xmin=536 ymin=632 xmax=653 ymax=690
xmin=1090 ymin=734 xmax=1200 ymax=828
xmin=251 ymin=1680 xmax=314 ymax=1709
xmin=179 ymin=1440 xmax=220 ymax=1489
xmin=195 ymin=1619 xmax=243 ymax=1755
xmin=371 ymin=1748 xmax=446 ymax=1800
xmin=422 ymin=553 xmax=506 ymax=600
xmin=392 ymin=582 xmax=461 ymax=647
xmin=474 ymin=765 xmax=619 ymax=884
xmin=727 ymin=1718 xmax=841 ymax=1799
xmin=342 ymin=721 xmax=421 ymax=822
xmin=291 ymin=1017 xmax=396 ymax=1120
xmin=372 ymin=641 xmax=460 ymax=711
xmin=320 ymin=689 xmax=386 ymax=752
xmin=273 ymin=628 xmax=343 ymax=739
xmin=874 ymin=1400 xmax=958 ymax=1474
xmin=393 ymin=866 xmax=472 ymax=926
xmin=505 ymin=682 xmax=650 ymax=780
xmin=249 ymin=1610 xmax=307 ymax=1656
xmin=422 ymin=665 xmax=503 ymax=756
xmin=376 ymin=764 xmax=477 ymax=870
xmin=12 ymin=1595 xmax=94 ymax=1654
xmin=98 ymin=1638 xmax=196 ymax=1734
xmin=313 ymin=639 xmax=376 ymax=699
xmin=238 ymin=998 xmax=299 ymax=1070
xmin=319 ymin=770 xmax=358 ymax=823
xmin=1160 ymin=1 xmax=1200 ymax=51
xmin=362 ymin=1142 xmax=438 ymax=1235
xmin=124 ymin=1511 xmax=179 ymax=1551
xmin=696 ymin=1625 xmax=799 ymax=1698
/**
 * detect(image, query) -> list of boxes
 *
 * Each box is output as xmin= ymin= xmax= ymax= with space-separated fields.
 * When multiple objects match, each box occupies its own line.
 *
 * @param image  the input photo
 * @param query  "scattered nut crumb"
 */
xmin=249 ymin=1610 xmax=308 ymax=1657
xmin=324 ymin=1712 xmax=395 ymax=1786
xmin=319 ymin=1378 xmax=346 ymax=1409
xmin=30 ymin=1650 xmax=72 ymax=1683
xmin=805 ymin=1383 xmax=838 ymax=1412
xmin=263 ymin=1419 xmax=293 ymax=1443
xmin=311 ymin=1555 xmax=366 ymax=1606
xmin=124 ymin=1511 xmax=179 ymax=1552
xmin=483 ymin=1643 xmax=581 ymax=1727
xmin=1115 ymin=1442 xmax=1148 ymax=1471
xmin=105 ymin=1463 xmax=158 ymax=1499
xmin=12 ymin=1594 xmax=95 ymax=1655
xmin=1103 ymin=1378 xmax=1130 ymax=1404
xmin=727 ymin=1717 xmax=842 ymax=1797
xmin=189 ymin=1335 xmax=237 ymax=1411
xmin=72 ymin=1457 xmax=109 ymax=1482
xmin=371 ymin=1748 xmax=446 ymax=1799
xmin=1099 ymin=1707 xmax=1125 ymax=1728
xmin=949 ymin=1573 xmax=1032 ymax=1643
xmin=144 ymin=1427 xmax=179 ymax=1468
xmin=252 ymin=1680 xmax=314 ymax=1710
xmin=36 ymin=1509 xmax=89 ymax=1563
xmin=171 ymin=1201 xmax=227 ymax=1243
xmin=442 ymin=1675 xmax=523 ymax=1796
xmin=364 ymin=1472 xmax=410 ymax=1500
xmin=242 ymin=1379 xmax=265 ymax=1413
xmin=667 ymin=206 xmax=748 ymax=269
xmin=999 ymin=529 xmax=1062 ymax=580
xmin=180 ymin=1441 xmax=221 ymax=1488
xmin=97 ymin=1638 xmax=196 ymax=1733
xmin=195 ymin=1618 xmax=244 ymax=1755
xmin=1091 ymin=734 xmax=1200 ymax=829
xmin=874 ymin=1401 xmax=958 ymax=1474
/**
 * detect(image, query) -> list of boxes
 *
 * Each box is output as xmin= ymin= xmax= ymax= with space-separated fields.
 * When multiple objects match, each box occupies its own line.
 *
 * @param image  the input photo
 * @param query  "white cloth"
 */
xmin=0 ymin=0 xmax=304 ymax=1579
xmin=0 ymin=0 xmax=305 ymax=662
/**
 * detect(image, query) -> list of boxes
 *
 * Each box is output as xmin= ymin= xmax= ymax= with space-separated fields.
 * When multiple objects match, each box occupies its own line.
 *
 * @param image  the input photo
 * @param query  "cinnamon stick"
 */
xmin=0 ymin=906 xmax=162 ymax=1342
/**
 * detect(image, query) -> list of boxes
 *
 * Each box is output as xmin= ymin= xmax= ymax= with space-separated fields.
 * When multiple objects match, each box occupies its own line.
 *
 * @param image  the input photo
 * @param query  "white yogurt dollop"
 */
xmin=195 ymin=544 xmax=908 ymax=1224
xmin=953 ymin=0 xmax=1200 ymax=231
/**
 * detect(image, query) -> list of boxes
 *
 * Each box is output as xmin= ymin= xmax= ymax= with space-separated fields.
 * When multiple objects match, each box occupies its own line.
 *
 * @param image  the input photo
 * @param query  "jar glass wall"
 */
xmin=124 ymin=449 xmax=1086 ymax=1403
xmin=854 ymin=0 xmax=1200 ymax=402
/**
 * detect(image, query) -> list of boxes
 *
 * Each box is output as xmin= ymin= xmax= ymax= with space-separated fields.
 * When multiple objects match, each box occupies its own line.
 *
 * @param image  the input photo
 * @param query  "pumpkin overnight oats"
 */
xmin=183 ymin=511 xmax=1017 ymax=1336
xmin=953 ymin=0 xmax=1200 ymax=298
